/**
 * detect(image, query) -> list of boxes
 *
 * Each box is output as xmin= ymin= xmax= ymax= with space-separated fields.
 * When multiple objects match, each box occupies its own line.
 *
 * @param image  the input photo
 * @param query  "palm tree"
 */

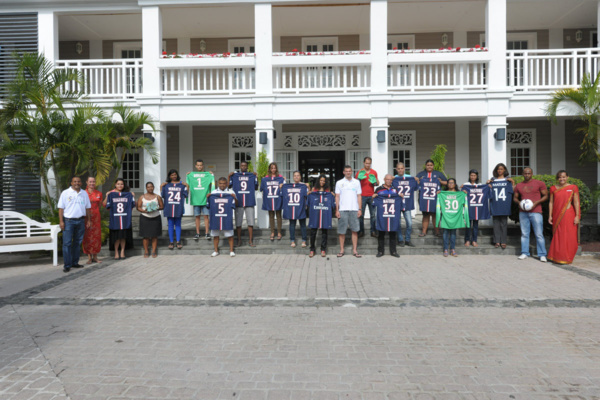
xmin=545 ymin=71 xmax=600 ymax=164
xmin=106 ymin=103 xmax=157 ymax=181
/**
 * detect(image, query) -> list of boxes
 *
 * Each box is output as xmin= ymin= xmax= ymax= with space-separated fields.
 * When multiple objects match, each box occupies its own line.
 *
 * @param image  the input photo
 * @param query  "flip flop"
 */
xmin=152 ymin=253 xmax=158 ymax=258
xmin=321 ymin=251 xmax=326 ymax=257
xmin=494 ymin=243 xmax=500 ymax=248
xmin=309 ymin=251 xmax=315 ymax=258
xmin=337 ymin=252 xmax=344 ymax=258
xmin=249 ymin=242 xmax=256 ymax=247
xmin=353 ymin=253 xmax=362 ymax=258
xmin=270 ymin=234 xmax=275 ymax=241
xmin=501 ymin=244 xmax=507 ymax=250
xmin=418 ymin=233 xmax=426 ymax=237
xmin=277 ymin=234 xmax=282 ymax=241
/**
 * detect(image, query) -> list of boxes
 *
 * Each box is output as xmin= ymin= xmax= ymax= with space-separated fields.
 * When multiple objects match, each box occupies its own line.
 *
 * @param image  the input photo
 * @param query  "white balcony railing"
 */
xmin=56 ymin=59 xmax=143 ymax=99
xmin=272 ymin=53 xmax=371 ymax=94
xmin=507 ymin=48 xmax=600 ymax=91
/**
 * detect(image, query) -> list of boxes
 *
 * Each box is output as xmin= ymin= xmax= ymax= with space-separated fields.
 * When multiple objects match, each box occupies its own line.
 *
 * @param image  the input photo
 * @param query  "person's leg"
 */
xmin=195 ymin=215 xmax=201 ymax=235
xmin=228 ymin=237 xmax=234 ymax=253
xmin=72 ymin=219 xmax=85 ymax=266
xmin=321 ymin=229 xmax=328 ymax=252
xmin=310 ymin=228 xmax=317 ymax=253
xmin=268 ymin=211 xmax=275 ymax=238
xmin=143 ymin=238 xmax=149 ymax=256
xmin=377 ymin=231 xmax=384 ymax=254
xmin=62 ymin=219 xmax=75 ymax=268
xmin=359 ymin=196 xmax=367 ymax=235
xmin=519 ymin=211 xmax=532 ymax=256
xmin=167 ymin=218 xmax=175 ymax=243
xmin=500 ymin=216 xmax=508 ymax=245
xmin=450 ymin=229 xmax=456 ymax=250
xmin=337 ymin=211 xmax=348 ymax=255
xmin=443 ymin=229 xmax=449 ymax=251
xmin=389 ymin=231 xmax=397 ymax=255
xmin=422 ymin=213 xmax=430 ymax=235
xmin=472 ymin=220 xmax=479 ymax=245
xmin=464 ymin=223 xmax=471 ymax=245
xmin=493 ymin=216 xmax=501 ymax=245
xmin=289 ymin=219 xmax=296 ymax=242
xmin=433 ymin=213 xmax=440 ymax=236
xmin=350 ymin=212 xmax=360 ymax=255
xmin=204 ymin=214 xmax=210 ymax=236
xmin=151 ymin=237 xmax=158 ymax=256
xmin=338 ymin=234 xmax=345 ymax=254
xmin=235 ymin=207 xmax=243 ymax=245
xmin=246 ymin=207 xmax=255 ymax=246
xmin=404 ymin=211 xmax=413 ymax=244
xmin=175 ymin=217 xmax=182 ymax=242
xmin=351 ymin=231 xmax=358 ymax=255
xmin=213 ymin=236 xmax=220 ymax=253
xmin=530 ymin=213 xmax=547 ymax=257
xmin=119 ymin=238 xmax=126 ymax=258
xmin=299 ymin=218 xmax=307 ymax=244
xmin=367 ymin=197 xmax=377 ymax=235
xmin=276 ymin=210 xmax=282 ymax=238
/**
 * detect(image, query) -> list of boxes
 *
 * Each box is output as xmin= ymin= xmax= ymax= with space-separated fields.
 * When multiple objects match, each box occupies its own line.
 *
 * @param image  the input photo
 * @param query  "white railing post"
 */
xmin=571 ymin=50 xmax=578 ymax=86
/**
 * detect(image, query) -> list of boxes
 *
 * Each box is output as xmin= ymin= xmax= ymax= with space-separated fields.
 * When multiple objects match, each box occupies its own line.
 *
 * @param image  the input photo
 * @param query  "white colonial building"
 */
xmin=1 ymin=0 xmax=599 ymax=217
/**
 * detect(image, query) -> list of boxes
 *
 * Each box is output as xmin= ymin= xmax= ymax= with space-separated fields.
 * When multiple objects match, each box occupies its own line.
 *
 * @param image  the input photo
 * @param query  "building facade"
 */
xmin=1 ymin=0 xmax=599 ymax=217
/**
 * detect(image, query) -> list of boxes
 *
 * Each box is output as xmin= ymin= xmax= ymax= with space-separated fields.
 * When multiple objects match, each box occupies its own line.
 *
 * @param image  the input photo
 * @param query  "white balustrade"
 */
xmin=388 ymin=62 xmax=487 ymax=91
xmin=161 ymin=66 xmax=256 ymax=96
xmin=273 ymin=65 xmax=371 ymax=94
xmin=55 ymin=59 xmax=143 ymax=99
xmin=507 ymin=48 xmax=600 ymax=91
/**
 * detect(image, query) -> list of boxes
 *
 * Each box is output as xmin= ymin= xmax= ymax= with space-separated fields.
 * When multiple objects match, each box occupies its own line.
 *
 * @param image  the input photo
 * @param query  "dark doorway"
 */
xmin=299 ymin=150 xmax=345 ymax=189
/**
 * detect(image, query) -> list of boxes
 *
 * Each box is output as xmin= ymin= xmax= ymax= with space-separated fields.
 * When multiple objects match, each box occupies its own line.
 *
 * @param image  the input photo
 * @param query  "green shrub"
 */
xmin=509 ymin=174 xmax=593 ymax=235
xmin=256 ymin=148 xmax=270 ymax=181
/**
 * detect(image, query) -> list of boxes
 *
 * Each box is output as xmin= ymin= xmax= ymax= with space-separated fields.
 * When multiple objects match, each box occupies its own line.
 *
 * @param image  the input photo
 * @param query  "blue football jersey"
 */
xmin=418 ymin=178 xmax=441 ymax=213
xmin=373 ymin=192 xmax=403 ymax=232
xmin=229 ymin=172 xmax=258 ymax=207
xmin=161 ymin=182 xmax=188 ymax=218
xmin=208 ymin=193 xmax=236 ymax=230
xmin=308 ymin=191 xmax=336 ymax=229
xmin=260 ymin=176 xmax=285 ymax=211
xmin=282 ymin=183 xmax=308 ymax=220
xmin=392 ymin=176 xmax=418 ymax=210
xmin=105 ymin=191 xmax=134 ymax=230
xmin=489 ymin=179 xmax=514 ymax=216
xmin=463 ymin=184 xmax=491 ymax=220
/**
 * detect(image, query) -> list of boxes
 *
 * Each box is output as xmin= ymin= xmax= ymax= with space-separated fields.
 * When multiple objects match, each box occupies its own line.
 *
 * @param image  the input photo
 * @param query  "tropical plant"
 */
xmin=424 ymin=144 xmax=448 ymax=177
xmin=256 ymin=148 xmax=270 ymax=181
xmin=545 ymin=71 xmax=600 ymax=164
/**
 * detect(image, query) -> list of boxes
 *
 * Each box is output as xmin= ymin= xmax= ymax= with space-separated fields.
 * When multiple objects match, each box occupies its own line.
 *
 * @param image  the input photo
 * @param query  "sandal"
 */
xmin=419 ymin=232 xmax=426 ymax=237
xmin=301 ymin=242 xmax=307 ymax=248
xmin=144 ymin=252 xmax=149 ymax=258
xmin=277 ymin=233 xmax=282 ymax=241
xmin=168 ymin=242 xmax=174 ymax=250
xmin=249 ymin=242 xmax=256 ymax=247
xmin=176 ymin=241 xmax=183 ymax=249
xmin=321 ymin=251 xmax=326 ymax=257
xmin=152 ymin=252 xmax=158 ymax=258
xmin=353 ymin=253 xmax=362 ymax=258
xmin=451 ymin=249 xmax=458 ymax=257
xmin=270 ymin=234 xmax=275 ymax=241
xmin=291 ymin=242 xmax=296 ymax=248
xmin=309 ymin=251 xmax=315 ymax=258
xmin=464 ymin=242 xmax=470 ymax=247
xmin=443 ymin=250 xmax=449 ymax=257
xmin=501 ymin=244 xmax=507 ymax=250
xmin=337 ymin=252 xmax=344 ymax=258
xmin=494 ymin=243 xmax=500 ymax=248
xmin=472 ymin=242 xmax=478 ymax=248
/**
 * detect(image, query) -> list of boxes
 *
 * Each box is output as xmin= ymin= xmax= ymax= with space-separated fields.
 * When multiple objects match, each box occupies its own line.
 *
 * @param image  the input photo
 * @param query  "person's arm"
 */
xmin=102 ymin=195 xmax=108 ymax=207
xmin=335 ymin=193 xmax=341 ymax=218
xmin=513 ymin=186 xmax=521 ymax=206
xmin=574 ymin=191 xmax=581 ymax=225
xmin=86 ymin=207 xmax=92 ymax=229
xmin=548 ymin=189 xmax=554 ymax=225
xmin=438 ymin=173 xmax=448 ymax=186
xmin=58 ymin=208 xmax=65 ymax=231
xmin=137 ymin=196 xmax=145 ymax=213
xmin=160 ymin=181 xmax=167 ymax=189
xmin=357 ymin=193 xmax=362 ymax=218
xmin=532 ymin=185 xmax=549 ymax=210
xmin=157 ymin=195 xmax=164 ymax=210
xmin=507 ymin=177 xmax=515 ymax=186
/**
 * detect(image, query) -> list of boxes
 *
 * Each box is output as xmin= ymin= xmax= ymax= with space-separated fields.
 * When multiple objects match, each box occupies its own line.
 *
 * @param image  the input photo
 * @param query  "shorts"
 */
xmin=235 ymin=207 xmax=255 ymax=227
xmin=194 ymin=205 xmax=210 ymax=216
xmin=338 ymin=210 xmax=360 ymax=234
xmin=210 ymin=230 xmax=234 ymax=238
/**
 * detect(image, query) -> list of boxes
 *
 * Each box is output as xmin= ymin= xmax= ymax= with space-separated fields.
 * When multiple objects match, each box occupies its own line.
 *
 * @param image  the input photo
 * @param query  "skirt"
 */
xmin=109 ymin=228 xmax=134 ymax=250
xmin=139 ymin=215 xmax=162 ymax=238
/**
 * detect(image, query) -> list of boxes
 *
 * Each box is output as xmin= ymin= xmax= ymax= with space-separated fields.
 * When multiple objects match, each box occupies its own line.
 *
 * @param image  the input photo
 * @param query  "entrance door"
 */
xmin=298 ymin=151 xmax=345 ymax=189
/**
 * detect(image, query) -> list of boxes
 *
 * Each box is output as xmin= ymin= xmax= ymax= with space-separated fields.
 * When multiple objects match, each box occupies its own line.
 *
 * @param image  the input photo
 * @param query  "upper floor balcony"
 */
xmin=45 ymin=0 xmax=600 ymax=101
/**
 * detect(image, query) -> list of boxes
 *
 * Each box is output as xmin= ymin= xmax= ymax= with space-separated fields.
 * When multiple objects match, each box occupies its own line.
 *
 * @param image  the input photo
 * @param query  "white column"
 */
xmin=142 ymin=6 xmax=162 ymax=97
xmin=144 ymin=122 xmax=167 ymax=192
xmin=255 ymin=3 xmax=273 ymax=95
xmin=89 ymin=40 xmax=103 ymax=59
xmin=551 ymin=119 xmax=566 ymax=173
xmin=453 ymin=31 xmax=467 ymax=48
xmin=370 ymin=0 xmax=388 ymax=93
xmin=370 ymin=118 xmax=389 ymax=178
xmin=481 ymin=116 xmax=507 ymax=181
xmin=455 ymin=120 xmax=470 ymax=184
xmin=177 ymin=38 xmax=190 ymax=55
xmin=38 ymin=11 xmax=58 ymax=63
xmin=485 ymin=0 xmax=507 ymax=89
xmin=549 ymin=29 xmax=563 ymax=49
xmin=255 ymin=120 xmax=275 ymax=164
xmin=179 ymin=124 xmax=194 ymax=215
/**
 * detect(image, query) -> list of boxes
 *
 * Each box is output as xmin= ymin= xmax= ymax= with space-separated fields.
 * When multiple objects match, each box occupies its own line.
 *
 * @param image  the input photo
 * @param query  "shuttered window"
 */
xmin=0 ymin=13 xmax=40 ymax=212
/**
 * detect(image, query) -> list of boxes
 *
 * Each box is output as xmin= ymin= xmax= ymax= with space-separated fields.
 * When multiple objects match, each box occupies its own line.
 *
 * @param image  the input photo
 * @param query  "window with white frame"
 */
xmin=387 ymin=35 xmax=415 ymax=51
xmin=388 ymin=131 xmax=416 ymax=175
xmin=122 ymin=151 xmax=141 ymax=190
xmin=347 ymin=150 xmax=370 ymax=173
xmin=507 ymin=129 xmax=536 ymax=177
xmin=275 ymin=151 xmax=297 ymax=182
xmin=229 ymin=134 xmax=255 ymax=172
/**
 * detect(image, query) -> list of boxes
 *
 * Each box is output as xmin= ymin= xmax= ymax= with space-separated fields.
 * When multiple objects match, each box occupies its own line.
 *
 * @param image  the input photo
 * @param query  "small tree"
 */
xmin=425 ymin=144 xmax=448 ymax=177
xmin=256 ymin=148 xmax=270 ymax=181
xmin=545 ymin=71 xmax=600 ymax=164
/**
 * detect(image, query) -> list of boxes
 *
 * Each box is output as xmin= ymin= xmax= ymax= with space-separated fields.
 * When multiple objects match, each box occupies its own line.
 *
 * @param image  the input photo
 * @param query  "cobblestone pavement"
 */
xmin=0 ymin=255 xmax=599 ymax=400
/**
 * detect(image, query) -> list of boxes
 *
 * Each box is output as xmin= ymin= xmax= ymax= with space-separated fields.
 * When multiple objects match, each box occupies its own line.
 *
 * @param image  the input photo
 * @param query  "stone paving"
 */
xmin=0 ymin=254 xmax=599 ymax=400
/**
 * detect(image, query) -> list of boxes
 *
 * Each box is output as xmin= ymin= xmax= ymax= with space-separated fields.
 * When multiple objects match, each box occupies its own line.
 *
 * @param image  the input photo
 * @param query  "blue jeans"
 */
xmin=464 ymin=220 xmax=479 ymax=243
xmin=519 ymin=212 xmax=546 ymax=257
xmin=289 ymin=218 xmax=307 ymax=241
xmin=397 ymin=210 xmax=413 ymax=243
xmin=63 ymin=218 xmax=85 ymax=268
xmin=360 ymin=196 xmax=376 ymax=234
xmin=443 ymin=229 xmax=456 ymax=251
xmin=168 ymin=217 xmax=182 ymax=242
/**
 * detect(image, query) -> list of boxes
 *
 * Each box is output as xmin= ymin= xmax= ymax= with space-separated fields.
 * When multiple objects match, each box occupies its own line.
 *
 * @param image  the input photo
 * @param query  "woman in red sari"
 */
xmin=548 ymin=170 xmax=580 ymax=264
xmin=82 ymin=176 xmax=103 ymax=264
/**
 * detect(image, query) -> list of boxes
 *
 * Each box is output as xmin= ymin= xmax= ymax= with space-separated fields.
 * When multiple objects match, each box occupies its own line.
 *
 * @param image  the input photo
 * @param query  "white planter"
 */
xmin=255 ymin=193 xmax=270 ymax=229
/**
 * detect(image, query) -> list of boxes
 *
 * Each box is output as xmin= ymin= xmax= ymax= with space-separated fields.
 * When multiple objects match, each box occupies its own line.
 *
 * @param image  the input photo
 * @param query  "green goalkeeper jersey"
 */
xmin=436 ymin=191 xmax=470 ymax=229
xmin=186 ymin=171 xmax=214 ymax=206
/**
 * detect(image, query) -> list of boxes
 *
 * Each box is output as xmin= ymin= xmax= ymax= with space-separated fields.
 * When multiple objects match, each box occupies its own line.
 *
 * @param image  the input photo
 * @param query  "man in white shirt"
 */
xmin=335 ymin=165 xmax=362 ymax=258
xmin=58 ymin=176 xmax=91 ymax=273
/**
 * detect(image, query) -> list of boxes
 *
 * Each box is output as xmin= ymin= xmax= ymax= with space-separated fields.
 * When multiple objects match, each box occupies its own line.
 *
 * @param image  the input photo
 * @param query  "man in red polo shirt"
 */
xmin=355 ymin=156 xmax=379 ymax=238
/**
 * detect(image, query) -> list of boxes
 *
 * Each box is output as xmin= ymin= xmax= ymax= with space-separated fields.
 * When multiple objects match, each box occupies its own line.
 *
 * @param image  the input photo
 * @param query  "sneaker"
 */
xmin=391 ymin=253 xmax=400 ymax=258
xmin=398 ymin=241 xmax=405 ymax=247
xmin=63 ymin=266 xmax=71 ymax=273
xmin=230 ymin=252 xmax=236 ymax=257
xmin=517 ymin=254 xmax=528 ymax=260
xmin=376 ymin=252 xmax=383 ymax=258
xmin=405 ymin=242 xmax=415 ymax=247
xmin=540 ymin=256 xmax=547 ymax=263
xmin=211 ymin=251 xmax=219 ymax=257
xmin=194 ymin=234 xmax=200 ymax=240
xmin=205 ymin=234 xmax=211 ymax=240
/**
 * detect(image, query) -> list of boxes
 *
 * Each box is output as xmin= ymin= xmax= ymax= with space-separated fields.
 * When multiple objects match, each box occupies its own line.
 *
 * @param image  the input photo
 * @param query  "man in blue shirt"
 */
xmin=373 ymin=174 xmax=402 ymax=258
xmin=393 ymin=162 xmax=418 ymax=247
xmin=229 ymin=161 xmax=258 ymax=247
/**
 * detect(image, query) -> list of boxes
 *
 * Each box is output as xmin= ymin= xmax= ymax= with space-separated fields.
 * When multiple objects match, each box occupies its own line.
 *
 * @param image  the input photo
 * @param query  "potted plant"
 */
xmin=253 ymin=149 xmax=271 ymax=229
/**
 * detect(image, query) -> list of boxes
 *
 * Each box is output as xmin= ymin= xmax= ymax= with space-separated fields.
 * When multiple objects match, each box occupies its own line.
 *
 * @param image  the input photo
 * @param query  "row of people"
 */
xmin=57 ymin=159 xmax=580 ymax=271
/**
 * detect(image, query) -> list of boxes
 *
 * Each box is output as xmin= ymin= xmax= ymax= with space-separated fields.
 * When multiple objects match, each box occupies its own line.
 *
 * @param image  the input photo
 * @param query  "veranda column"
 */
xmin=144 ymin=122 xmax=168 ymax=195
xmin=485 ymin=0 xmax=507 ymax=89
xmin=142 ymin=6 xmax=162 ymax=97
xmin=38 ymin=11 xmax=58 ymax=63
xmin=455 ymin=120 xmax=470 ymax=184
xmin=370 ymin=115 xmax=389 ymax=176
xmin=550 ymin=119 xmax=566 ymax=173
xmin=481 ymin=114 xmax=507 ymax=182
xmin=255 ymin=3 xmax=273 ymax=95
xmin=179 ymin=124 xmax=194 ymax=215
xmin=370 ymin=0 xmax=388 ymax=93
